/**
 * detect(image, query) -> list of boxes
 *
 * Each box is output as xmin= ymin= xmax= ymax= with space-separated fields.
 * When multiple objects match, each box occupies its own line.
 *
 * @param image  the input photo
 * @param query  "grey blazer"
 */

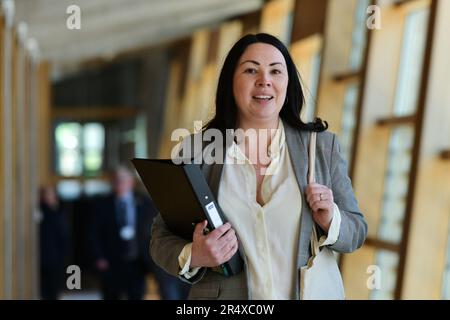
xmin=150 ymin=122 xmax=368 ymax=300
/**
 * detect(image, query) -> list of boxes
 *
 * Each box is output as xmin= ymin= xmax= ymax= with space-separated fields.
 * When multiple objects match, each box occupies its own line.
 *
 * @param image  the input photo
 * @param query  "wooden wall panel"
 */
xmin=158 ymin=60 xmax=184 ymax=158
xmin=1 ymin=11 xmax=14 ymax=300
xmin=0 ymin=13 xmax=5 ymax=301
xmin=291 ymin=0 xmax=327 ymax=43
xmin=260 ymin=0 xmax=294 ymax=44
xmin=315 ymin=0 xmax=358 ymax=133
xmin=11 ymin=32 xmax=18 ymax=299
xmin=37 ymin=62 xmax=51 ymax=187
xmin=341 ymin=245 xmax=376 ymax=299
xmin=23 ymin=52 xmax=31 ymax=299
xmin=290 ymin=35 xmax=323 ymax=122
xmin=179 ymin=29 xmax=209 ymax=130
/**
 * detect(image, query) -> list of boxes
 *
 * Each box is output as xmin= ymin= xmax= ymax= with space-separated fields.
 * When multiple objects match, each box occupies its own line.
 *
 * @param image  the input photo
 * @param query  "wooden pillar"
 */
xmin=14 ymin=24 xmax=28 ymax=298
xmin=158 ymin=39 xmax=191 ymax=158
xmin=315 ymin=0 xmax=360 ymax=133
xmin=35 ymin=61 xmax=51 ymax=295
xmin=260 ymin=0 xmax=294 ymax=44
xmin=11 ymin=27 xmax=18 ymax=299
xmin=241 ymin=10 xmax=261 ymax=35
xmin=290 ymin=0 xmax=327 ymax=42
xmin=289 ymin=0 xmax=328 ymax=122
xmin=1 ymin=1 xmax=14 ymax=299
xmin=27 ymin=50 xmax=41 ymax=300
xmin=179 ymin=29 xmax=209 ymax=130
xmin=0 ymin=12 xmax=5 ymax=301
xmin=37 ymin=62 xmax=51 ymax=187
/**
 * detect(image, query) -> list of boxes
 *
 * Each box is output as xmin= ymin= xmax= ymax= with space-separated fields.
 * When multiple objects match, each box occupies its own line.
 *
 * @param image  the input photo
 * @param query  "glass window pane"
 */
xmin=348 ymin=0 xmax=371 ymax=70
xmin=55 ymin=123 xmax=82 ymax=176
xmin=378 ymin=126 xmax=414 ymax=243
xmin=83 ymin=122 xmax=105 ymax=175
xmin=134 ymin=115 xmax=147 ymax=158
xmin=57 ymin=180 xmax=82 ymax=200
xmin=282 ymin=11 xmax=294 ymax=46
xmin=393 ymin=8 xmax=429 ymax=116
xmin=55 ymin=122 xmax=106 ymax=178
xmin=84 ymin=179 xmax=111 ymax=196
xmin=303 ymin=52 xmax=322 ymax=123
xmin=339 ymin=83 xmax=359 ymax=163
xmin=370 ymin=250 xmax=399 ymax=300
xmin=83 ymin=123 xmax=104 ymax=150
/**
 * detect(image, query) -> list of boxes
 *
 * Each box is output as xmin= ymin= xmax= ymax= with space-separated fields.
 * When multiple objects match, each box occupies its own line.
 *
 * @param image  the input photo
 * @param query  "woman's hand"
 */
xmin=190 ymin=220 xmax=239 ymax=268
xmin=305 ymin=183 xmax=334 ymax=233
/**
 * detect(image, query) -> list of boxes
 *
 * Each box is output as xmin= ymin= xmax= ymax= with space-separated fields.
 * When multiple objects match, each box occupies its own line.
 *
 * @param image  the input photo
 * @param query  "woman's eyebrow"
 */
xmin=240 ymin=60 xmax=285 ymax=67
xmin=269 ymin=62 xmax=284 ymax=67
xmin=240 ymin=60 xmax=260 ymax=65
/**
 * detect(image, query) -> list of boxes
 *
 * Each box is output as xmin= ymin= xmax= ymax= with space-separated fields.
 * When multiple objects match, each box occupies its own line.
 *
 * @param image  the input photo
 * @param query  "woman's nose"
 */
xmin=256 ymin=74 xmax=271 ymax=87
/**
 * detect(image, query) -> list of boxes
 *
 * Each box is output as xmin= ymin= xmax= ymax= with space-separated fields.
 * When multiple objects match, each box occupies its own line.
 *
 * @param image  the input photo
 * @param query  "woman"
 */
xmin=151 ymin=33 xmax=367 ymax=299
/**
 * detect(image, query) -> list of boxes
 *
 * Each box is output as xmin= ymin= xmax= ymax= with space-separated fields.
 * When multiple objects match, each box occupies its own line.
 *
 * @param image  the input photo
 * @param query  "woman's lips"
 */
xmin=252 ymin=95 xmax=274 ymax=100
xmin=252 ymin=95 xmax=274 ymax=105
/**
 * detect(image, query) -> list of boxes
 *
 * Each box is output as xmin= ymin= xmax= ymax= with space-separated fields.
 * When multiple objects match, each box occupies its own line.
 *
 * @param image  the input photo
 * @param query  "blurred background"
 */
xmin=1 ymin=0 xmax=450 ymax=300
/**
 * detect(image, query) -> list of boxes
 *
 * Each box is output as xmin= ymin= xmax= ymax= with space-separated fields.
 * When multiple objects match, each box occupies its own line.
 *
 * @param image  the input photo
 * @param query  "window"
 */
xmin=337 ymin=0 xmax=371 ymax=166
xmin=370 ymin=249 xmax=400 ymax=300
xmin=83 ymin=123 xmax=105 ymax=175
xmin=291 ymin=35 xmax=323 ymax=123
xmin=393 ymin=7 xmax=429 ymax=116
xmin=340 ymin=83 xmax=359 ymax=162
xmin=56 ymin=179 xmax=82 ymax=200
xmin=55 ymin=122 xmax=105 ymax=177
xmin=348 ymin=0 xmax=371 ymax=71
xmin=378 ymin=126 xmax=414 ymax=243
xmin=55 ymin=123 xmax=83 ymax=176
xmin=134 ymin=115 xmax=148 ymax=158
xmin=304 ymin=51 xmax=321 ymax=123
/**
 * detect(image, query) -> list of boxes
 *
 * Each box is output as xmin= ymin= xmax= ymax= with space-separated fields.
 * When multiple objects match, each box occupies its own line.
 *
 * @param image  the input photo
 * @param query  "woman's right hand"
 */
xmin=190 ymin=220 xmax=239 ymax=268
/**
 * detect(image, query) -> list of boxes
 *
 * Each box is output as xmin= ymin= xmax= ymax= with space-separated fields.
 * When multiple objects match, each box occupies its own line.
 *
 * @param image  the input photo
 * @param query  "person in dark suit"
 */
xmin=39 ymin=185 xmax=69 ymax=300
xmin=91 ymin=165 xmax=190 ymax=300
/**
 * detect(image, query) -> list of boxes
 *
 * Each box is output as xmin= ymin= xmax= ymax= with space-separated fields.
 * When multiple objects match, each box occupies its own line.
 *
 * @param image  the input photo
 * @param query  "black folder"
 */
xmin=131 ymin=158 xmax=243 ymax=277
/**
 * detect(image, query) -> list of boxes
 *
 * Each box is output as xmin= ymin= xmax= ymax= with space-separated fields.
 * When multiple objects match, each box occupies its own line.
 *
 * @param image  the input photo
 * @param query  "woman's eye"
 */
xmin=271 ymin=69 xmax=282 ymax=75
xmin=244 ymin=68 xmax=257 ymax=74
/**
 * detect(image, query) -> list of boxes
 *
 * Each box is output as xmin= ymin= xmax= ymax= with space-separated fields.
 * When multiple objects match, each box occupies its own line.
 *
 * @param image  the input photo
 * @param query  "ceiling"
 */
xmin=13 ymin=0 xmax=263 ymax=71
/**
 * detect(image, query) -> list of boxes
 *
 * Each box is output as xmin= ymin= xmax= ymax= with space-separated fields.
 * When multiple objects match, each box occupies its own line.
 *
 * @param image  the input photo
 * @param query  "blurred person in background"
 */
xmin=91 ymin=165 xmax=190 ymax=300
xmin=39 ymin=185 xmax=69 ymax=300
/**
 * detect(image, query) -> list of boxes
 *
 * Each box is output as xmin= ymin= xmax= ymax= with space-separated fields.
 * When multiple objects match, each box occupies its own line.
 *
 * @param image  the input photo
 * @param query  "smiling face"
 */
xmin=233 ymin=43 xmax=288 ymax=128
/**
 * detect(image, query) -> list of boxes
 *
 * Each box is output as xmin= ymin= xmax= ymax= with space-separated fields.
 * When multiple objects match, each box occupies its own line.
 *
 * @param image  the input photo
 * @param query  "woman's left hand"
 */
xmin=305 ymin=182 xmax=334 ymax=233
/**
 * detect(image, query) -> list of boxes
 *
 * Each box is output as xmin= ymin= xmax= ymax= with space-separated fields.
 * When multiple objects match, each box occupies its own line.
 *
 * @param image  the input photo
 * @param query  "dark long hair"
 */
xmin=204 ymin=33 xmax=328 ymax=134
